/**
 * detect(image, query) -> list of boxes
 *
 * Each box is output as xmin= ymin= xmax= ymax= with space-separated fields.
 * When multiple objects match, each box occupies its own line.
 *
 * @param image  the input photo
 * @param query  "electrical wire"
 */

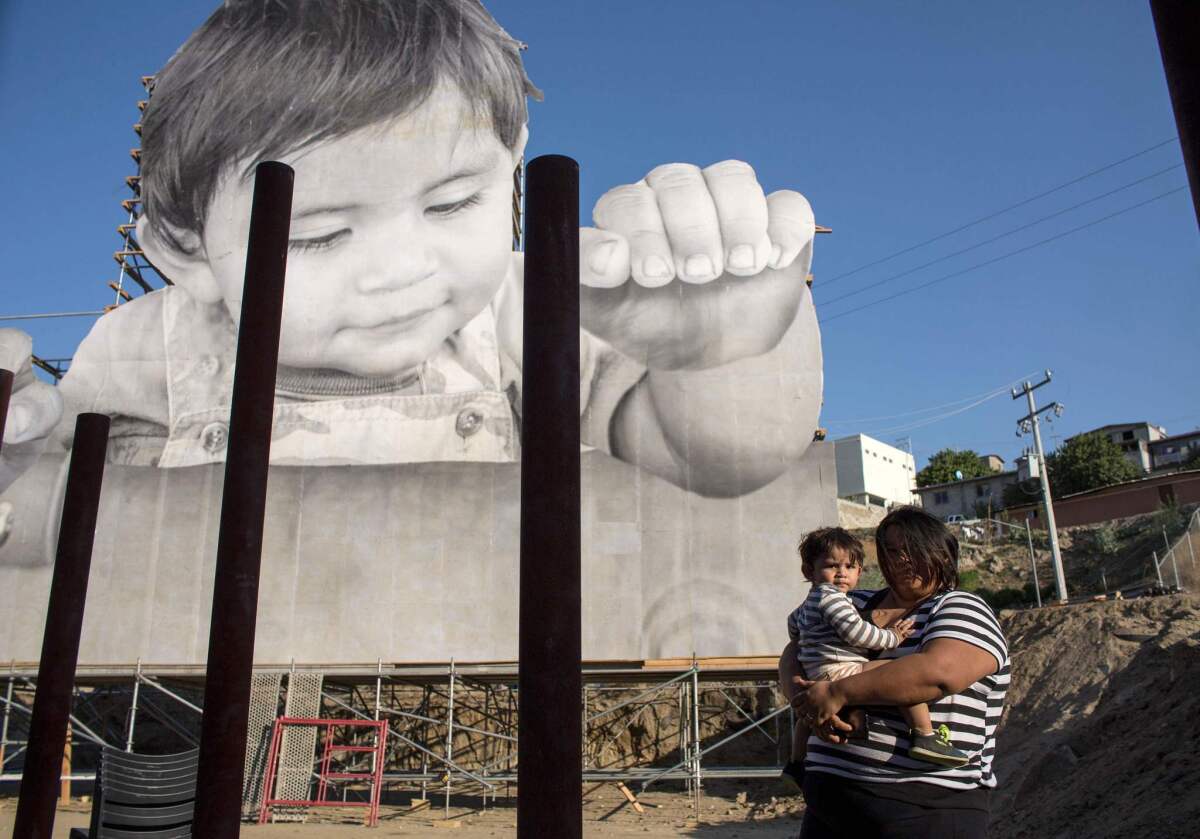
xmin=817 ymin=163 xmax=1183 ymax=309
xmin=818 ymin=185 xmax=1188 ymax=325
xmin=820 ymin=136 xmax=1179 ymax=289
xmin=824 ymin=372 xmax=1039 ymax=425
xmin=848 ymin=388 xmax=1015 ymax=437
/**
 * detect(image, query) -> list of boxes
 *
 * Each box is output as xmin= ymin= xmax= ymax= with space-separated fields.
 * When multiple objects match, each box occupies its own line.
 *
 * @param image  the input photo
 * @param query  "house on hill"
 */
xmin=1068 ymin=422 xmax=1167 ymax=473
xmin=915 ymin=469 xmax=1019 ymax=521
xmin=1004 ymin=468 xmax=1200 ymax=529
xmin=1149 ymin=429 xmax=1200 ymax=471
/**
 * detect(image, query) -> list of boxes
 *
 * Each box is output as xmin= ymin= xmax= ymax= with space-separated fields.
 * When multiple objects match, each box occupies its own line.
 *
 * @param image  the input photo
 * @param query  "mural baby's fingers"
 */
xmin=766 ymin=190 xmax=816 ymax=270
xmin=0 ymin=328 xmax=36 ymax=389
xmin=579 ymin=227 xmax=631 ymax=289
xmin=644 ymin=163 xmax=723 ymax=284
xmin=4 ymin=379 xmax=61 ymax=445
xmin=702 ymin=160 xmax=771 ymax=278
xmin=593 ymin=181 xmax=675 ymax=288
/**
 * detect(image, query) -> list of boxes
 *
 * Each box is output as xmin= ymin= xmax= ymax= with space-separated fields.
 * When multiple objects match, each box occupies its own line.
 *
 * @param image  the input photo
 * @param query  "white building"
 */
xmin=834 ymin=434 xmax=917 ymax=508
xmin=1069 ymin=422 xmax=1168 ymax=473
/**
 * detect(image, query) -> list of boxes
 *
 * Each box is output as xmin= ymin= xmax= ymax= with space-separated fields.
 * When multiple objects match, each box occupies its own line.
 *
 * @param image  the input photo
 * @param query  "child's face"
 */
xmin=808 ymin=548 xmax=860 ymax=593
xmin=197 ymin=85 xmax=524 ymax=379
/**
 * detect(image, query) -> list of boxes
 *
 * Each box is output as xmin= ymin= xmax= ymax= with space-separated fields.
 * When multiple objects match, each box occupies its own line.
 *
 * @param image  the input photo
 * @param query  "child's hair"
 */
xmin=875 ymin=506 xmax=959 ymax=593
xmin=141 ymin=0 xmax=541 ymax=254
xmin=797 ymin=527 xmax=865 ymax=581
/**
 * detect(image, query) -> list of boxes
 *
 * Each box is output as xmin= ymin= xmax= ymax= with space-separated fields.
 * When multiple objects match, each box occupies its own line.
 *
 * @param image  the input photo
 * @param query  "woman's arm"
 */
xmin=778 ymin=640 xmax=802 ymax=701
xmin=793 ymin=638 xmax=997 ymax=741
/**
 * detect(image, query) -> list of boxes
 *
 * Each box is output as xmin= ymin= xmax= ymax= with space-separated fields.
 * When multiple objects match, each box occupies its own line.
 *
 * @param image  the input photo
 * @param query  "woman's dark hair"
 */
xmin=797 ymin=527 xmax=865 ymax=582
xmin=875 ymin=506 xmax=958 ymax=593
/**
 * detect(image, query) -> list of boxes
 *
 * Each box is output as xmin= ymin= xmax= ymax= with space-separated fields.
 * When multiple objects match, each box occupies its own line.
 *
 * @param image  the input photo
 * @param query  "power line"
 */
xmin=817 ymin=163 xmax=1183 ymax=309
xmin=851 ymin=388 xmax=1015 ymax=437
xmin=824 ymin=372 xmax=1039 ymax=425
xmin=819 ymin=185 xmax=1188 ymax=324
xmin=821 ymin=137 xmax=1180 ymax=288
xmin=0 ymin=311 xmax=106 ymax=322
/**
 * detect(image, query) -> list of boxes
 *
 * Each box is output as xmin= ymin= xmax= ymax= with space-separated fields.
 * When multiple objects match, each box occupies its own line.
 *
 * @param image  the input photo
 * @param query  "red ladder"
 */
xmin=258 ymin=716 xmax=389 ymax=827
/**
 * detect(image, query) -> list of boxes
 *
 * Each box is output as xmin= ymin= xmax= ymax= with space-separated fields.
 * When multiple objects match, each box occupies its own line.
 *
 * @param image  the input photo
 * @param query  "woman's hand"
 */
xmin=790 ymin=676 xmax=855 ymax=744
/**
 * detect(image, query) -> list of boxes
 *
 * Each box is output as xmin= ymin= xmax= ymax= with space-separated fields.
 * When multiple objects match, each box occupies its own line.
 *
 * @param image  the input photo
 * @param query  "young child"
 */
xmin=0 ymin=0 xmax=822 ymax=500
xmin=781 ymin=527 xmax=967 ymax=788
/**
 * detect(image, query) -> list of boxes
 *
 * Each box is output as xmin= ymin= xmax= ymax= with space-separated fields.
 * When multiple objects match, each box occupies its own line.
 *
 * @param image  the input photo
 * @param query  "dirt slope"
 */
xmin=992 ymin=593 xmax=1200 ymax=839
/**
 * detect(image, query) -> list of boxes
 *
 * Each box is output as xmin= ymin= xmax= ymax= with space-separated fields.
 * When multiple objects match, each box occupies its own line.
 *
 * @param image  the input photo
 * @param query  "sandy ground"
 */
xmin=5 ymin=593 xmax=1197 ymax=838
xmin=0 ymin=780 xmax=806 ymax=837
xmin=991 ymin=593 xmax=1200 ymax=839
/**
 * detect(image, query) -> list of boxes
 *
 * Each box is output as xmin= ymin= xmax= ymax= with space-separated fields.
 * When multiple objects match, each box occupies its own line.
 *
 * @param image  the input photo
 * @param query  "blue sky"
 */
xmin=1 ymin=0 xmax=1196 ymax=470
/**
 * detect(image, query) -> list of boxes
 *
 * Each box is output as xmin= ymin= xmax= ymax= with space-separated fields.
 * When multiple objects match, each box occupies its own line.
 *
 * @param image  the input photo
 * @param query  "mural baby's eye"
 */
xmin=288 ymin=229 xmax=349 ymax=253
xmin=426 ymin=192 xmax=483 ymax=218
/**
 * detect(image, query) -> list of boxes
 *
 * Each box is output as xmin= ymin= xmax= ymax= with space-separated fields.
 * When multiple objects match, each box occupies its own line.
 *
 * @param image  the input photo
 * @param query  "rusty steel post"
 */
xmin=192 ymin=161 xmax=293 ymax=836
xmin=518 ymin=155 xmax=582 ymax=839
xmin=12 ymin=412 xmax=110 ymax=839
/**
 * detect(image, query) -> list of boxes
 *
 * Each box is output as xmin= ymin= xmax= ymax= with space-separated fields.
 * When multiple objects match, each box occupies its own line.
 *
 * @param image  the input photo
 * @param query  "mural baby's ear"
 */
xmin=512 ymin=123 xmax=529 ymax=165
xmin=135 ymin=215 xmax=223 ymax=304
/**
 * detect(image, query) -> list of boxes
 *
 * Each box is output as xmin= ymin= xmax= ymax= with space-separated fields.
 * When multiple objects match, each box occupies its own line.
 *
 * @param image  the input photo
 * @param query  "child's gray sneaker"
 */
xmin=908 ymin=724 xmax=970 ymax=768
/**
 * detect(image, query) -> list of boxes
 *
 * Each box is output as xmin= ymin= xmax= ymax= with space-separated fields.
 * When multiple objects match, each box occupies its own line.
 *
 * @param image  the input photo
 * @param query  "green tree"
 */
xmin=1184 ymin=447 xmax=1200 ymax=470
xmin=1045 ymin=432 xmax=1141 ymax=498
xmin=1001 ymin=479 xmax=1040 ymax=509
xmin=916 ymin=448 xmax=990 ymax=487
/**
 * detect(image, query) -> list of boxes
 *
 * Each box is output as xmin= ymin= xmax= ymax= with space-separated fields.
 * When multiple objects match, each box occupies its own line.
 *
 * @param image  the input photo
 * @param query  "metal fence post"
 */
xmin=125 ymin=658 xmax=141 ymax=753
xmin=1150 ymin=0 xmax=1200 ymax=229
xmin=691 ymin=663 xmax=702 ymax=812
xmin=192 ymin=161 xmax=293 ymax=836
xmin=517 ymin=155 xmax=582 ymax=839
xmin=0 ymin=368 xmax=13 ymax=456
xmin=1026 ymin=521 xmax=1042 ymax=608
xmin=12 ymin=413 xmax=111 ymax=839
xmin=445 ymin=659 xmax=455 ymax=820
xmin=1 ymin=665 xmax=14 ymax=773
xmin=1152 ymin=551 xmax=1165 ymax=588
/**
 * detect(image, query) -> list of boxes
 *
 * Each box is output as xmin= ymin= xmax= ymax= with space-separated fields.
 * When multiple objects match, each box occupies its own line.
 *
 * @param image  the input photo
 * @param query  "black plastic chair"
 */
xmin=69 ymin=746 xmax=198 ymax=839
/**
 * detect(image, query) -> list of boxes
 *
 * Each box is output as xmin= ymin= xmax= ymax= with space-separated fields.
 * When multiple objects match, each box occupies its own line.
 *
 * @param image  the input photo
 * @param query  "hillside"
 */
xmin=851 ymin=502 xmax=1198 ymax=607
xmin=993 ymin=593 xmax=1200 ymax=838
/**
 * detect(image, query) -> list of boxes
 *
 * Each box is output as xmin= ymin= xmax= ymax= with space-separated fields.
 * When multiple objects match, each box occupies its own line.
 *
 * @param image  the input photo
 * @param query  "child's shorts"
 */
xmin=811 ymin=661 xmax=865 ymax=681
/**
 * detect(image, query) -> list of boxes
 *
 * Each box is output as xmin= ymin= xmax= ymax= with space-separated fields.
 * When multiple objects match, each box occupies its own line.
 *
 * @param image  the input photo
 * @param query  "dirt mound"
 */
xmin=993 ymin=593 xmax=1200 ymax=839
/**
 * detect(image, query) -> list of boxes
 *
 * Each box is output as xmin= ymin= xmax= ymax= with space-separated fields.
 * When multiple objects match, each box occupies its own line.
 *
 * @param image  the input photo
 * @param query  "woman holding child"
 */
xmin=781 ymin=507 xmax=1010 ymax=837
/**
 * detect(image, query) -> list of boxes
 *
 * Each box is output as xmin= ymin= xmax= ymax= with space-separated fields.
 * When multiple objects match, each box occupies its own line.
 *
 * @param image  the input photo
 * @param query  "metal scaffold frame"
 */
xmin=0 ymin=658 xmax=791 ymax=815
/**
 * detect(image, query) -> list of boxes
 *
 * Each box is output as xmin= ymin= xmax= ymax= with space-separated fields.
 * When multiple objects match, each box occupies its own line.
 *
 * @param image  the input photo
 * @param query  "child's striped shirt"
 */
xmin=787 ymin=583 xmax=904 ymax=669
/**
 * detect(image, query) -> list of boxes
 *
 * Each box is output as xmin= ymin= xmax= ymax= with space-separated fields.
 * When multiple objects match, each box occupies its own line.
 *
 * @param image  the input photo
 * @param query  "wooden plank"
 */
xmin=616 ymin=782 xmax=645 ymax=814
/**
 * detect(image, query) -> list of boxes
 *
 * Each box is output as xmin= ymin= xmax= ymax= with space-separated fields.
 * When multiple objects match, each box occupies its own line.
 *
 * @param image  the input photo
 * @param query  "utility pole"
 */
xmin=1013 ymin=371 xmax=1068 ymax=603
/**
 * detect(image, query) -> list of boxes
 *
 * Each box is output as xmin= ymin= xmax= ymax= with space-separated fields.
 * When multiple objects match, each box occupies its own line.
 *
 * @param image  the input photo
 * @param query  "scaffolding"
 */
xmin=0 ymin=659 xmax=791 ymax=818
xmin=109 ymin=75 xmax=168 ymax=311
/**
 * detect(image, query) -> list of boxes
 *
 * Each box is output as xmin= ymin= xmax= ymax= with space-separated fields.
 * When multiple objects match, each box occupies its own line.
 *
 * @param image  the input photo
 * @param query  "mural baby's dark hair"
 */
xmin=797 ymin=527 xmax=865 ymax=575
xmin=140 ymin=0 xmax=541 ymax=254
xmin=875 ymin=505 xmax=959 ymax=593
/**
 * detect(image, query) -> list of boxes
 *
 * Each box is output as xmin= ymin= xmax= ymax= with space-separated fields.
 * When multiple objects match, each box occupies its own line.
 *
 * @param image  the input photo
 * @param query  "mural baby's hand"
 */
xmin=0 ymin=328 xmax=63 ymax=491
xmin=579 ymin=160 xmax=815 ymax=371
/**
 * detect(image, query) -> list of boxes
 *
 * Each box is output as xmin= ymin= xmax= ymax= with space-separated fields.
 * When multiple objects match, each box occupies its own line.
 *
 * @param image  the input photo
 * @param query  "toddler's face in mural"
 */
xmin=200 ymin=86 xmax=523 ymax=379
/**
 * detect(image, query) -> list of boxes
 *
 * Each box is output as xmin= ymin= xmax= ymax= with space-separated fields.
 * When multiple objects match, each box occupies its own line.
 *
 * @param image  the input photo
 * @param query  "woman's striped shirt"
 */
xmin=788 ymin=584 xmax=904 ymax=668
xmin=806 ymin=588 xmax=1010 ymax=791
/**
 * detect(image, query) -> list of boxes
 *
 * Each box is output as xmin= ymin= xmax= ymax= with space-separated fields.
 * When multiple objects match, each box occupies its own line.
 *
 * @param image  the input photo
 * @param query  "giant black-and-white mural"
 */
xmin=0 ymin=0 xmax=831 ymax=664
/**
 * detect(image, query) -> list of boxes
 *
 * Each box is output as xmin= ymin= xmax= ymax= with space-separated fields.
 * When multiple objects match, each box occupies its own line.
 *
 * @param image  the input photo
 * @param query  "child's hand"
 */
xmin=891 ymin=617 xmax=915 ymax=641
xmin=0 ymin=328 xmax=63 ymax=491
xmin=578 ymin=160 xmax=815 ymax=370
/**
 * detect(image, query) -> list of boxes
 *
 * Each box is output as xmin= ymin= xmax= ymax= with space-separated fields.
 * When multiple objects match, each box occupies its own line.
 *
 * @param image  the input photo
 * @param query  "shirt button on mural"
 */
xmin=455 ymin=407 xmax=484 ymax=439
xmin=201 ymin=421 xmax=229 ymax=453
xmin=197 ymin=354 xmax=221 ymax=376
